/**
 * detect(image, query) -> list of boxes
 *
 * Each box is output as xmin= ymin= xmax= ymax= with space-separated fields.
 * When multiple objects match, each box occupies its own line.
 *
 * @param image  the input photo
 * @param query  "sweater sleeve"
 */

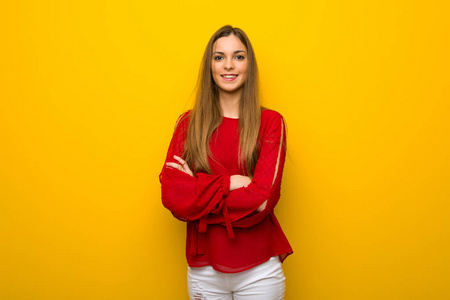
xmin=159 ymin=113 xmax=231 ymax=222
xmin=207 ymin=111 xmax=287 ymax=228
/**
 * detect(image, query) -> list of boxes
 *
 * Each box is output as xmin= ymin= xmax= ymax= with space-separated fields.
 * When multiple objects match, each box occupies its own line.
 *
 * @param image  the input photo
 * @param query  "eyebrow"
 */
xmin=213 ymin=50 xmax=246 ymax=55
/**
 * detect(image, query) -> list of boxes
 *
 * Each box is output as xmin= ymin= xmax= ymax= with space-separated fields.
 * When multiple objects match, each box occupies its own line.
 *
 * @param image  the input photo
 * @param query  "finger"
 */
xmin=166 ymin=162 xmax=182 ymax=170
xmin=173 ymin=155 xmax=190 ymax=173
xmin=173 ymin=155 xmax=186 ymax=165
xmin=184 ymin=166 xmax=194 ymax=177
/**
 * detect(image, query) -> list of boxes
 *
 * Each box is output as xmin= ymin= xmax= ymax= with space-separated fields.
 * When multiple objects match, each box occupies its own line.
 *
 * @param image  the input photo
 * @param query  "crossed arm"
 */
xmin=160 ymin=111 xmax=285 ymax=225
xmin=166 ymin=155 xmax=267 ymax=212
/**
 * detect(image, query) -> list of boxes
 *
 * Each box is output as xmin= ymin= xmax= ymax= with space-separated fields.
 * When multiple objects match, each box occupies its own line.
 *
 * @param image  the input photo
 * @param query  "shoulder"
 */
xmin=176 ymin=110 xmax=191 ymax=124
xmin=259 ymin=109 xmax=286 ymax=139
xmin=173 ymin=110 xmax=191 ymax=129
xmin=261 ymin=108 xmax=285 ymax=128
xmin=169 ymin=111 xmax=191 ymax=139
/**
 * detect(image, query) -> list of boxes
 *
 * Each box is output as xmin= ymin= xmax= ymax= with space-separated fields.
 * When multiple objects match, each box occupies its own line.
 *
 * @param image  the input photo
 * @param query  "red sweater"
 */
xmin=160 ymin=109 xmax=293 ymax=273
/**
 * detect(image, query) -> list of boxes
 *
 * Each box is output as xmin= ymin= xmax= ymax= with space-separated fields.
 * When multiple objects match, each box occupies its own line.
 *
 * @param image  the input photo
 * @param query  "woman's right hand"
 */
xmin=165 ymin=155 xmax=194 ymax=177
xmin=229 ymin=175 xmax=252 ymax=191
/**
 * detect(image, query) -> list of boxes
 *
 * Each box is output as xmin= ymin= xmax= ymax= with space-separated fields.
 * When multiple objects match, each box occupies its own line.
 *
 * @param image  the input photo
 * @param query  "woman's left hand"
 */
xmin=256 ymin=200 xmax=267 ymax=212
xmin=166 ymin=155 xmax=194 ymax=177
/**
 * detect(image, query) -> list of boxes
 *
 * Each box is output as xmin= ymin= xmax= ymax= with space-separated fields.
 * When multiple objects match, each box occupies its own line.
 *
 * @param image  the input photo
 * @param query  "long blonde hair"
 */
xmin=184 ymin=25 xmax=261 ymax=177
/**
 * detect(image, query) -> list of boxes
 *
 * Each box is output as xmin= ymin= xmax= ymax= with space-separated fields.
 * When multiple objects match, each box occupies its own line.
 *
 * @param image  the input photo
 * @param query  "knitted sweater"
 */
xmin=160 ymin=109 xmax=293 ymax=273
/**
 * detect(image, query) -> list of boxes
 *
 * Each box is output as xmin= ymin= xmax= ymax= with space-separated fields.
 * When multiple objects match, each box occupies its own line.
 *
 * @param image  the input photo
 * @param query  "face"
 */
xmin=211 ymin=34 xmax=248 ymax=96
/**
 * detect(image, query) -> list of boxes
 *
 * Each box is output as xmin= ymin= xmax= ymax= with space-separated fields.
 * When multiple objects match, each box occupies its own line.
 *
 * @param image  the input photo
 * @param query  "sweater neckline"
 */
xmin=223 ymin=116 xmax=239 ymax=120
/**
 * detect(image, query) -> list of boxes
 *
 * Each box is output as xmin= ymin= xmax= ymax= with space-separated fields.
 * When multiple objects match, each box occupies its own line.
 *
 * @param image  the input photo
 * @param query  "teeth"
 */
xmin=222 ymin=75 xmax=237 ymax=78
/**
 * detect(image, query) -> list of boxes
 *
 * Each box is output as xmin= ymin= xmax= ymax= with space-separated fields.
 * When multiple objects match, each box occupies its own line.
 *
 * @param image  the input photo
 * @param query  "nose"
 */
xmin=224 ymin=58 xmax=234 ymax=70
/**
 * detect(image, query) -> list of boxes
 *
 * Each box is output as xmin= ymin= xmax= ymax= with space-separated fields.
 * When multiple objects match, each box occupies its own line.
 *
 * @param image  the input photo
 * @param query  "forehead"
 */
xmin=213 ymin=35 xmax=247 ymax=52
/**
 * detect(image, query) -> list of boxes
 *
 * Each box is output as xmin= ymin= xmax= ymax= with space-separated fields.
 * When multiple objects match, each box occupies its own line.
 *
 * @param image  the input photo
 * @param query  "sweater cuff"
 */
xmin=222 ymin=175 xmax=231 ymax=197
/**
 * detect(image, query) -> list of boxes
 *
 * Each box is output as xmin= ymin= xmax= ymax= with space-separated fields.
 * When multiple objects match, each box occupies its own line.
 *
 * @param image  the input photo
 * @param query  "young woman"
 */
xmin=160 ymin=25 xmax=293 ymax=300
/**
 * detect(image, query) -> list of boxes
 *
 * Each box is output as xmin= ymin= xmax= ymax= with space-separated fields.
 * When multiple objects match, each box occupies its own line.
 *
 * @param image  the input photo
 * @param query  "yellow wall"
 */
xmin=1 ymin=1 xmax=449 ymax=299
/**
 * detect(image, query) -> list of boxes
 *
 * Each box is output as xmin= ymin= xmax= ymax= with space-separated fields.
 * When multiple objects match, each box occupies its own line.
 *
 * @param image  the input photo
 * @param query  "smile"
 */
xmin=221 ymin=74 xmax=238 ymax=81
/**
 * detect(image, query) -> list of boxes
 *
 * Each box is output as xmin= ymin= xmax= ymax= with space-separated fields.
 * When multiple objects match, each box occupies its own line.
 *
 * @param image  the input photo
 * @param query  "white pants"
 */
xmin=187 ymin=256 xmax=286 ymax=300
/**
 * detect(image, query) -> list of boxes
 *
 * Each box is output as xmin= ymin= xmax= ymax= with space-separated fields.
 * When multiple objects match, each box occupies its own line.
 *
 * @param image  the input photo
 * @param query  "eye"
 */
xmin=235 ymin=55 xmax=245 ymax=60
xmin=214 ymin=56 xmax=223 ymax=60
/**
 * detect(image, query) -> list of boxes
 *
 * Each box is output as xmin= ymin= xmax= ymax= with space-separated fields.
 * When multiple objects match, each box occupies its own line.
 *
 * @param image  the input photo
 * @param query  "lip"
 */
xmin=221 ymin=74 xmax=238 ymax=81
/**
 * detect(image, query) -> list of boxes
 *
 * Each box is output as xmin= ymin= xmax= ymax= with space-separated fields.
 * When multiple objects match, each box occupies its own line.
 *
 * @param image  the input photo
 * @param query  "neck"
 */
xmin=219 ymin=90 xmax=242 ymax=118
